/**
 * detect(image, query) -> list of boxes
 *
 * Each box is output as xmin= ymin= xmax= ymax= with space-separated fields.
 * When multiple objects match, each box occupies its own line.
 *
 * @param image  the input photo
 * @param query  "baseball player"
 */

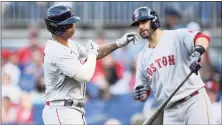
xmin=131 ymin=7 xmax=213 ymax=124
xmin=42 ymin=5 xmax=138 ymax=125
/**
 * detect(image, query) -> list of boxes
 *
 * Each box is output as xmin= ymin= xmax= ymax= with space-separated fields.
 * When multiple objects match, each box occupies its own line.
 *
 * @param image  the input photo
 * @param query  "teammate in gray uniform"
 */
xmin=42 ymin=5 xmax=138 ymax=125
xmin=131 ymin=7 xmax=213 ymax=124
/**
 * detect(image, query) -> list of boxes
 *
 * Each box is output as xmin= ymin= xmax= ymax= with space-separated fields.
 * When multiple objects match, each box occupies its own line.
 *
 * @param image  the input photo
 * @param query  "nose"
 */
xmin=138 ymin=23 xmax=144 ymax=30
xmin=71 ymin=24 xmax=75 ymax=28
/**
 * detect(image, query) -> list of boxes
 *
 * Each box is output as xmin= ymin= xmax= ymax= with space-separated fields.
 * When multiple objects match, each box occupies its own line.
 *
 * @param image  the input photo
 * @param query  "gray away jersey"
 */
xmin=43 ymin=39 xmax=88 ymax=102
xmin=135 ymin=28 xmax=205 ymax=108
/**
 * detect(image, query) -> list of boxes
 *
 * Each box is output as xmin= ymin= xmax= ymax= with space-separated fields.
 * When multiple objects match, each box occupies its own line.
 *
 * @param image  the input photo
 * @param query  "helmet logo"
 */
xmin=50 ymin=22 xmax=57 ymax=27
xmin=134 ymin=9 xmax=139 ymax=21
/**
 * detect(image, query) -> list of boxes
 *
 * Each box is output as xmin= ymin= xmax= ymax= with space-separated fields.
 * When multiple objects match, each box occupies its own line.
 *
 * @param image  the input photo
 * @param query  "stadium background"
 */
xmin=1 ymin=1 xmax=222 ymax=125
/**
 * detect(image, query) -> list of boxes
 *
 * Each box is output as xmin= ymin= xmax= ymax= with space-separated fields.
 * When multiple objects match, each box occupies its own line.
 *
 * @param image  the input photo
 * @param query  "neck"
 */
xmin=52 ymin=34 xmax=69 ymax=47
xmin=147 ymin=29 xmax=163 ymax=48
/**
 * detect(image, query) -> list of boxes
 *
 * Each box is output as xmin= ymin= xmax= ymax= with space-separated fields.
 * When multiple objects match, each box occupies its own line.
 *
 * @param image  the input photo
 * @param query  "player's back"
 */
xmin=137 ymin=29 xmax=205 ymax=107
xmin=43 ymin=40 xmax=86 ymax=102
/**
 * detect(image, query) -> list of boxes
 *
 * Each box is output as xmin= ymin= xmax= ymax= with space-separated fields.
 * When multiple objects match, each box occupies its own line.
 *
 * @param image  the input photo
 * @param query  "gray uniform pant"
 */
xmin=163 ymin=87 xmax=213 ymax=124
xmin=42 ymin=105 xmax=86 ymax=125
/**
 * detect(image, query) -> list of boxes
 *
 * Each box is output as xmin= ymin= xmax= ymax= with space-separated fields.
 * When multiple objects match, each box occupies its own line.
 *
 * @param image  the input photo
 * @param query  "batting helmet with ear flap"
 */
xmin=131 ymin=6 xmax=160 ymax=29
xmin=44 ymin=5 xmax=80 ymax=35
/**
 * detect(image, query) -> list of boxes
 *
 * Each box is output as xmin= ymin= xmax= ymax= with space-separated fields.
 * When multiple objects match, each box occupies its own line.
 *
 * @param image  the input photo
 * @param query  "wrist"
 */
xmin=193 ymin=45 xmax=205 ymax=56
xmin=115 ymin=39 xmax=121 ymax=48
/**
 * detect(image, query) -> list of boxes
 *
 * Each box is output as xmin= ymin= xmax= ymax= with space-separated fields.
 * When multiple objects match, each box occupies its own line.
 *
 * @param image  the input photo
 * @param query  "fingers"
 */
xmin=189 ymin=61 xmax=201 ymax=75
xmin=88 ymin=40 xmax=93 ymax=43
xmin=134 ymin=35 xmax=139 ymax=41
xmin=86 ymin=40 xmax=99 ymax=56
xmin=134 ymin=91 xmax=147 ymax=100
xmin=135 ymin=85 xmax=144 ymax=90
xmin=88 ymin=40 xmax=98 ymax=46
xmin=134 ymin=91 xmax=147 ymax=97
xmin=127 ymin=35 xmax=138 ymax=44
xmin=127 ymin=36 xmax=135 ymax=42
xmin=126 ymin=32 xmax=138 ymax=36
xmin=126 ymin=32 xmax=139 ymax=45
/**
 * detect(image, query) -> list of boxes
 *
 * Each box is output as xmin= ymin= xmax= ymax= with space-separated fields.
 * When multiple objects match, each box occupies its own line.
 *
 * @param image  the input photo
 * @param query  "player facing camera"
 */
xmin=131 ymin=6 xmax=160 ymax=39
xmin=131 ymin=6 xmax=212 ymax=125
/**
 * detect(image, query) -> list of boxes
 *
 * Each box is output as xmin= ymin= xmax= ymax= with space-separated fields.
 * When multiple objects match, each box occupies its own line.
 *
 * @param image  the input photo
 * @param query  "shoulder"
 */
xmin=165 ymin=28 xmax=189 ymax=40
xmin=68 ymin=39 xmax=86 ymax=53
xmin=44 ymin=40 xmax=68 ymax=58
xmin=174 ymin=28 xmax=193 ymax=34
xmin=68 ymin=39 xmax=79 ymax=48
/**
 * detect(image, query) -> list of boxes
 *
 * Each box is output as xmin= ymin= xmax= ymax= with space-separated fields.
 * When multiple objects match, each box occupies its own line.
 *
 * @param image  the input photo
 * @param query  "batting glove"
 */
xmin=86 ymin=40 xmax=99 ymax=56
xmin=133 ymin=84 xmax=150 ymax=100
xmin=189 ymin=45 xmax=205 ymax=75
xmin=116 ymin=32 xmax=139 ymax=48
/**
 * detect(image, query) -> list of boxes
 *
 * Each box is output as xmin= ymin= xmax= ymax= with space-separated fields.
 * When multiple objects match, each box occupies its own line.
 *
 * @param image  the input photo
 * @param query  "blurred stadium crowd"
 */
xmin=1 ymin=1 xmax=222 ymax=125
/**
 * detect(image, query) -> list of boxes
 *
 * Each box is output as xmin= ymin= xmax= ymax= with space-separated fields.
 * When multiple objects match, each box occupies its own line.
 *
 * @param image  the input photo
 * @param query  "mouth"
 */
xmin=140 ymin=30 xmax=149 ymax=36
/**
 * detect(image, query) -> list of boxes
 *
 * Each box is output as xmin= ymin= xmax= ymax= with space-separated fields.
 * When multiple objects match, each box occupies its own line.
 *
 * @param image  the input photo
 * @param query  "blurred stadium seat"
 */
xmin=2 ymin=2 xmax=221 ymax=28
xmin=103 ymin=94 xmax=144 ymax=124
xmin=32 ymin=104 xmax=44 ymax=125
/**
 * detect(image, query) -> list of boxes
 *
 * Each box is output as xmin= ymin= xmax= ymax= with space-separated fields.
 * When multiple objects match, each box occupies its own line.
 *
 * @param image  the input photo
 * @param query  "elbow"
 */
xmin=81 ymin=76 xmax=92 ymax=83
xmin=77 ymin=75 xmax=92 ymax=83
xmin=194 ymin=33 xmax=211 ymax=50
xmin=73 ymin=72 xmax=93 ymax=83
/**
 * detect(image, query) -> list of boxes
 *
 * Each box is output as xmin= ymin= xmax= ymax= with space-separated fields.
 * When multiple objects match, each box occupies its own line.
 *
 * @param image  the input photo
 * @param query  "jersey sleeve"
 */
xmin=177 ymin=28 xmax=200 ymax=54
xmin=134 ymin=53 xmax=151 ymax=90
xmin=55 ymin=52 xmax=82 ymax=78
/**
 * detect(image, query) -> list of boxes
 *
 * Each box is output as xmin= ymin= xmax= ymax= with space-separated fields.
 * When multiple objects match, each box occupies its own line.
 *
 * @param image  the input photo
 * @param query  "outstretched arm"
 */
xmin=96 ymin=32 xmax=138 ymax=60
xmin=97 ymin=42 xmax=119 ymax=60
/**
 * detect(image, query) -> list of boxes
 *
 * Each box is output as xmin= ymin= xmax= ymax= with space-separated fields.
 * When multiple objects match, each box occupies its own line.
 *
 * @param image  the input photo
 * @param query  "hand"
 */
xmin=189 ymin=51 xmax=202 ymax=75
xmin=116 ymin=32 xmax=139 ymax=48
xmin=133 ymin=84 xmax=149 ymax=101
xmin=86 ymin=40 xmax=99 ymax=56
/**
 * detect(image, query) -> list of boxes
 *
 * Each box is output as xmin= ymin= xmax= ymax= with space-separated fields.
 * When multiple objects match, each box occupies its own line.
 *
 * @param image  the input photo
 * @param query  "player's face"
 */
xmin=137 ymin=20 xmax=153 ymax=39
xmin=63 ymin=24 xmax=75 ymax=38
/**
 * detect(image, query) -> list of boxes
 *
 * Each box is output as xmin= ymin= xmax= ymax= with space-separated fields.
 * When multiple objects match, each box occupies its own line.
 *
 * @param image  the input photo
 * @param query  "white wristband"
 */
xmin=115 ymin=39 xmax=121 ymax=48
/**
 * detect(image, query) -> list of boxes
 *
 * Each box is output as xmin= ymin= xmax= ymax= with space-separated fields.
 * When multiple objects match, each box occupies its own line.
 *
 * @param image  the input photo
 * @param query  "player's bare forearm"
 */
xmin=195 ymin=37 xmax=209 ymax=50
xmin=96 ymin=42 xmax=119 ymax=60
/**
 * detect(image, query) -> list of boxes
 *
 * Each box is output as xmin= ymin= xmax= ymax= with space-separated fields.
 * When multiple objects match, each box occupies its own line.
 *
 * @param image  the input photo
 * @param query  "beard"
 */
xmin=139 ymin=29 xmax=153 ymax=39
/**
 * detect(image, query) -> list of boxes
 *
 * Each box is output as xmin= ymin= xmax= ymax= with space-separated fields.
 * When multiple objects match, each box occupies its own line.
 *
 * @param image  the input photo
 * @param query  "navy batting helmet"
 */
xmin=131 ymin=6 xmax=160 ymax=29
xmin=44 ymin=5 xmax=80 ymax=35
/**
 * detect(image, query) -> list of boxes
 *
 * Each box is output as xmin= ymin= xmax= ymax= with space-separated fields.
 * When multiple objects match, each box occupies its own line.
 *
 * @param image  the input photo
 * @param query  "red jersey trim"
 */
xmin=56 ymin=109 xmax=62 ymax=125
xmin=194 ymin=33 xmax=211 ymax=46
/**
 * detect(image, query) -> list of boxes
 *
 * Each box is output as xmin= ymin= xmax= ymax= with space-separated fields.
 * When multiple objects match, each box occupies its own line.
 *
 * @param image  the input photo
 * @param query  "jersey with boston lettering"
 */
xmin=43 ymin=39 xmax=88 ymax=102
xmin=135 ymin=28 xmax=205 ymax=107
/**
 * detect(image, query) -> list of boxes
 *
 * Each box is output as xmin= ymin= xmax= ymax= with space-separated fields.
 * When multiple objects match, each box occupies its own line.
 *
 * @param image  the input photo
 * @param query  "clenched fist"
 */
xmin=189 ymin=45 xmax=205 ymax=75
xmin=86 ymin=40 xmax=99 ymax=56
xmin=133 ymin=84 xmax=150 ymax=102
